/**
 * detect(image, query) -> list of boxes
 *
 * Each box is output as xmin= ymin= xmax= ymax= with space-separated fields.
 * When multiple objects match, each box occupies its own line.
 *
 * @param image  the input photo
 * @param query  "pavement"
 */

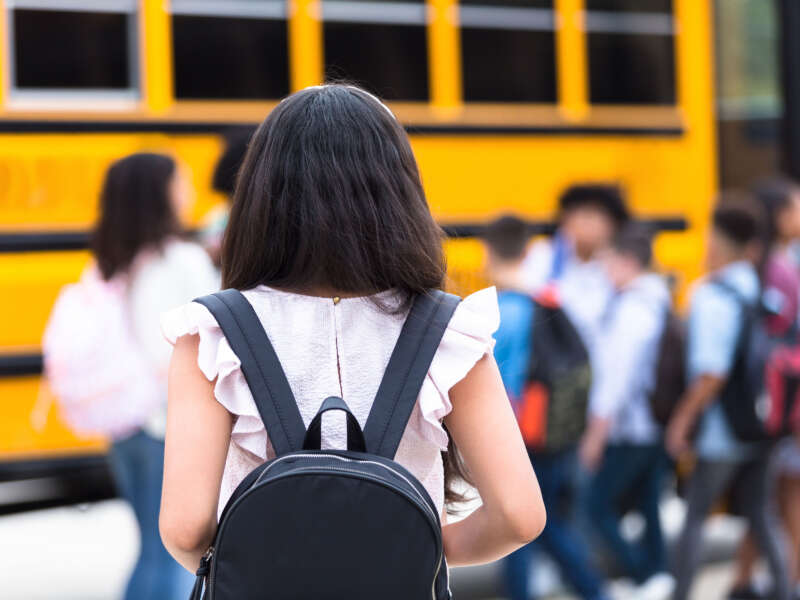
xmin=0 ymin=499 xmax=745 ymax=600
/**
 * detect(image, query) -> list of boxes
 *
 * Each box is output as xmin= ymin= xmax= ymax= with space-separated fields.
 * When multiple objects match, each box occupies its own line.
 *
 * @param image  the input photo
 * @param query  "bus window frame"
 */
xmin=166 ymin=0 xmax=290 ymax=112
xmin=4 ymin=0 xmax=141 ymax=109
xmin=453 ymin=0 xmax=683 ymax=131
xmin=321 ymin=0 xmax=431 ymax=103
xmin=458 ymin=2 xmax=557 ymax=105
xmin=169 ymin=0 xmax=291 ymax=104
xmin=584 ymin=6 xmax=678 ymax=107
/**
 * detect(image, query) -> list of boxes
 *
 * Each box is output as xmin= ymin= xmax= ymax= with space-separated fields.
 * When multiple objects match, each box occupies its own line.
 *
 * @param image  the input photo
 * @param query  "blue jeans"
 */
xmin=109 ymin=431 xmax=194 ymax=600
xmin=504 ymin=449 xmax=607 ymax=600
xmin=586 ymin=444 xmax=667 ymax=584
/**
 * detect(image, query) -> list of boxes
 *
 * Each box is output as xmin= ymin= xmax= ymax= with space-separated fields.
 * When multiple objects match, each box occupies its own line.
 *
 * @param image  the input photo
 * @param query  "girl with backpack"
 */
xmin=159 ymin=84 xmax=545 ymax=598
xmin=44 ymin=153 xmax=218 ymax=600
xmin=727 ymin=178 xmax=800 ymax=600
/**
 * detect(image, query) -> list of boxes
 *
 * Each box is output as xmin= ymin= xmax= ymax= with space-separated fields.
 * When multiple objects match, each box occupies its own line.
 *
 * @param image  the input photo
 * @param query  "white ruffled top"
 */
xmin=161 ymin=285 xmax=499 ymax=518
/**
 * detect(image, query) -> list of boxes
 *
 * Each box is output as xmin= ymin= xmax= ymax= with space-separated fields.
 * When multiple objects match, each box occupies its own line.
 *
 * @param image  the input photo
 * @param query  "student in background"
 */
xmin=580 ymin=226 xmax=673 ymax=600
xmin=485 ymin=215 xmax=609 ymax=600
xmin=100 ymin=155 xmax=219 ymax=600
xmin=485 ymin=215 xmax=534 ymax=404
xmin=522 ymin=184 xmax=629 ymax=356
xmin=201 ymin=129 xmax=251 ymax=267
xmin=667 ymin=196 xmax=792 ymax=600
xmin=46 ymin=154 xmax=218 ymax=600
xmin=729 ymin=178 xmax=800 ymax=600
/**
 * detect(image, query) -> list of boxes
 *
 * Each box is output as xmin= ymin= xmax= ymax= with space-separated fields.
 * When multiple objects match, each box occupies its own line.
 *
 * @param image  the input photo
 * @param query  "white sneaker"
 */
xmin=635 ymin=572 xmax=676 ymax=600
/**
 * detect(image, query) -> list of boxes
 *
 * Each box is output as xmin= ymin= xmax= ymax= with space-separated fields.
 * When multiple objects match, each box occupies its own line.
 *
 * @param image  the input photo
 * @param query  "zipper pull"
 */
xmin=191 ymin=547 xmax=214 ymax=600
xmin=197 ymin=546 xmax=214 ymax=577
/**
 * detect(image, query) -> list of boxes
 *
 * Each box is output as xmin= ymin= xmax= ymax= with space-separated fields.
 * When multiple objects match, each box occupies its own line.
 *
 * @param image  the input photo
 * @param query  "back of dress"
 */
xmin=162 ymin=285 xmax=499 ymax=517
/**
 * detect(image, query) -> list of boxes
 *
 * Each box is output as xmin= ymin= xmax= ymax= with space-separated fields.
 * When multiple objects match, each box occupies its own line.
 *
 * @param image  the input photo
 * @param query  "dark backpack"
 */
xmin=713 ymin=280 xmax=780 ymax=441
xmin=649 ymin=310 xmax=687 ymax=426
xmin=517 ymin=295 xmax=591 ymax=452
xmin=190 ymin=289 xmax=459 ymax=600
xmin=714 ymin=280 xmax=800 ymax=440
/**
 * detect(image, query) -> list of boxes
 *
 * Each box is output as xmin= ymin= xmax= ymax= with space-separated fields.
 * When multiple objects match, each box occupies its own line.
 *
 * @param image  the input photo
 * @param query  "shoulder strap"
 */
xmin=710 ymin=278 xmax=746 ymax=303
xmin=712 ymin=276 xmax=767 ymax=307
xmin=194 ymin=289 xmax=306 ymax=456
xmin=363 ymin=290 xmax=461 ymax=459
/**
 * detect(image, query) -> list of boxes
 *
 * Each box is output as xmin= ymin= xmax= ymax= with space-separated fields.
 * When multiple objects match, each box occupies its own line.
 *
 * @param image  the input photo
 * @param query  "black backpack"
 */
xmin=712 ymin=280 xmax=779 ymax=441
xmin=649 ymin=310 xmax=687 ymax=426
xmin=517 ymin=298 xmax=591 ymax=452
xmin=190 ymin=289 xmax=460 ymax=600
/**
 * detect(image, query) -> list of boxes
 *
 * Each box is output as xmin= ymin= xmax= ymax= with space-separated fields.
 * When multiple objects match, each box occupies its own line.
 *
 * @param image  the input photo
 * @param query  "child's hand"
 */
xmin=665 ymin=411 xmax=692 ymax=459
xmin=578 ymin=418 xmax=609 ymax=472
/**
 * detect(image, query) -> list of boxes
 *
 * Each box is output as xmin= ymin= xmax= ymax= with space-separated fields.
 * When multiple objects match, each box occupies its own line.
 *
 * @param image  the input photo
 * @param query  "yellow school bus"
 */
xmin=0 ymin=0 xmax=787 ymax=508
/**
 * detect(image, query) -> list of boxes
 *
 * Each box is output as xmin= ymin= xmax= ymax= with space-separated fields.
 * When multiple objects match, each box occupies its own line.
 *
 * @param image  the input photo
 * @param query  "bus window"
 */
xmin=171 ymin=0 xmax=289 ymax=100
xmin=323 ymin=0 xmax=428 ymax=101
xmin=460 ymin=0 xmax=556 ymax=103
xmin=9 ymin=0 xmax=137 ymax=97
xmin=585 ymin=0 xmax=676 ymax=105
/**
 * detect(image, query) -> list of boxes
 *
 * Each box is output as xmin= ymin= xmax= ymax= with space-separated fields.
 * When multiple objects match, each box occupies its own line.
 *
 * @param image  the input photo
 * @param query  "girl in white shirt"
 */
xmin=159 ymin=84 xmax=545 ymax=577
xmin=91 ymin=153 xmax=218 ymax=600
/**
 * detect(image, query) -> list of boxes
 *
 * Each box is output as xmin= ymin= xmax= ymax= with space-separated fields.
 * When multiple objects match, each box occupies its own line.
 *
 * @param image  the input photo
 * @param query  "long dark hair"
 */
xmin=221 ymin=84 xmax=471 ymax=506
xmin=221 ymin=85 xmax=445 ymax=305
xmin=91 ymin=153 xmax=179 ymax=280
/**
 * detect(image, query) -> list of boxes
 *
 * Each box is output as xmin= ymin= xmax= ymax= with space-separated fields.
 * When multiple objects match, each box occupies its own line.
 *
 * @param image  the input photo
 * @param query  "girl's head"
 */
xmin=92 ymin=152 xmax=184 ymax=280
xmin=753 ymin=177 xmax=800 ymax=250
xmin=221 ymin=84 xmax=446 ymax=301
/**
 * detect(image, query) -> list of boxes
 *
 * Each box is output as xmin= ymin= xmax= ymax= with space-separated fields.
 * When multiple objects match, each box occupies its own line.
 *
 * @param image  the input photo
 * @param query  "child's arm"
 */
xmin=160 ymin=334 xmax=232 ymax=572
xmin=442 ymin=354 xmax=545 ymax=566
xmin=579 ymin=417 xmax=611 ymax=471
xmin=665 ymin=373 xmax=726 ymax=458
xmin=666 ymin=283 xmax=738 ymax=458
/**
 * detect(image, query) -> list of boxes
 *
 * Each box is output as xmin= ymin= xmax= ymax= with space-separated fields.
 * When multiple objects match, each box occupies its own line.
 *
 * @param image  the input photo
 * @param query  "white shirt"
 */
xmin=589 ymin=273 xmax=670 ymax=444
xmin=128 ymin=239 xmax=219 ymax=437
xmin=162 ymin=286 xmax=499 ymax=518
xmin=521 ymin=237 xmax=613 ymax=363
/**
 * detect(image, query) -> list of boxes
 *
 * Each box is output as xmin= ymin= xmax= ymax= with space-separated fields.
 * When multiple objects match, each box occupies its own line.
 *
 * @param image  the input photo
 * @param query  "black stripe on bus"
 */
xmin=0 ymin=353 xmax=43 ymax=377
xmin=0 ymin=231 xmax=90 ymax=253
xmin=443 ymin=217 xmax=688 ymax=238
xmin=0 ymin=218 xmax=687 ymax=253
xmin=0 ymin=119 xmax=684 ymax=137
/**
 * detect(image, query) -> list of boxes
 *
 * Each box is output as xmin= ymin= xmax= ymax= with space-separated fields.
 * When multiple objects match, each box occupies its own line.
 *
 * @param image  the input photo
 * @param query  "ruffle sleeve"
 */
xmin=160 ymin=287 xmax=500 ymax=459
xmin=161 ymin=302 xmax=270 ymax=459
xmin=415 ymin=287 xmax=500 ymax=450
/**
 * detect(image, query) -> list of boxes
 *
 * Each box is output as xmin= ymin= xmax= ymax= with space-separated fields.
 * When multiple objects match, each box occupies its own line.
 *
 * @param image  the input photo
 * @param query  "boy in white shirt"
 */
xmin=580 ymin=226 xmax=674 ymax=600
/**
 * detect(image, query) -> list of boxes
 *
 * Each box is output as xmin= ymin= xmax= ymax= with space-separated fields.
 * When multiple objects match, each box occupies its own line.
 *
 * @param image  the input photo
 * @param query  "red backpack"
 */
xmin=764 ymin=344 xmax=800 ymax=436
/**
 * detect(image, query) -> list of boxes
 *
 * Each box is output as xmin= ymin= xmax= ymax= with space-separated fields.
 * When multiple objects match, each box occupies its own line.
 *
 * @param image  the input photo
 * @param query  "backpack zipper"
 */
xmin=254 ymin=453 xmax=438 ymax=522
xmin=206 ymin=461 xmax=444 ymax=600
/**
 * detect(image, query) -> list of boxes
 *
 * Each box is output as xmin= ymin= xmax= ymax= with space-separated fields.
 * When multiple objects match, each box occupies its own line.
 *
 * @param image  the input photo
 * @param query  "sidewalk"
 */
xmin=0 ymin=498 xmax=743 ymax=600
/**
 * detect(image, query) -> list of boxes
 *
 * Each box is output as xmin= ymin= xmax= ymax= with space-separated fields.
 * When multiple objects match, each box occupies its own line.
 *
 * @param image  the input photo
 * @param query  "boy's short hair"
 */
xmin=713 ymin=192 xmax=765 ymax=247
xmin=611 ymin=224 xmax=654 ymax=268
xmin=484 ymin=215 xmax=530 ymax=261
xmin=558 ymin=184 xmax=630 ymax=226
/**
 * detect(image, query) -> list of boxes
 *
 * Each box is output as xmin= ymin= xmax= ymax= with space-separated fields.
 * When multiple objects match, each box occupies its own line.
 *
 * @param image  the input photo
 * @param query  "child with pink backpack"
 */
xmin=44 ymin=153 xmax=218 ymax=600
